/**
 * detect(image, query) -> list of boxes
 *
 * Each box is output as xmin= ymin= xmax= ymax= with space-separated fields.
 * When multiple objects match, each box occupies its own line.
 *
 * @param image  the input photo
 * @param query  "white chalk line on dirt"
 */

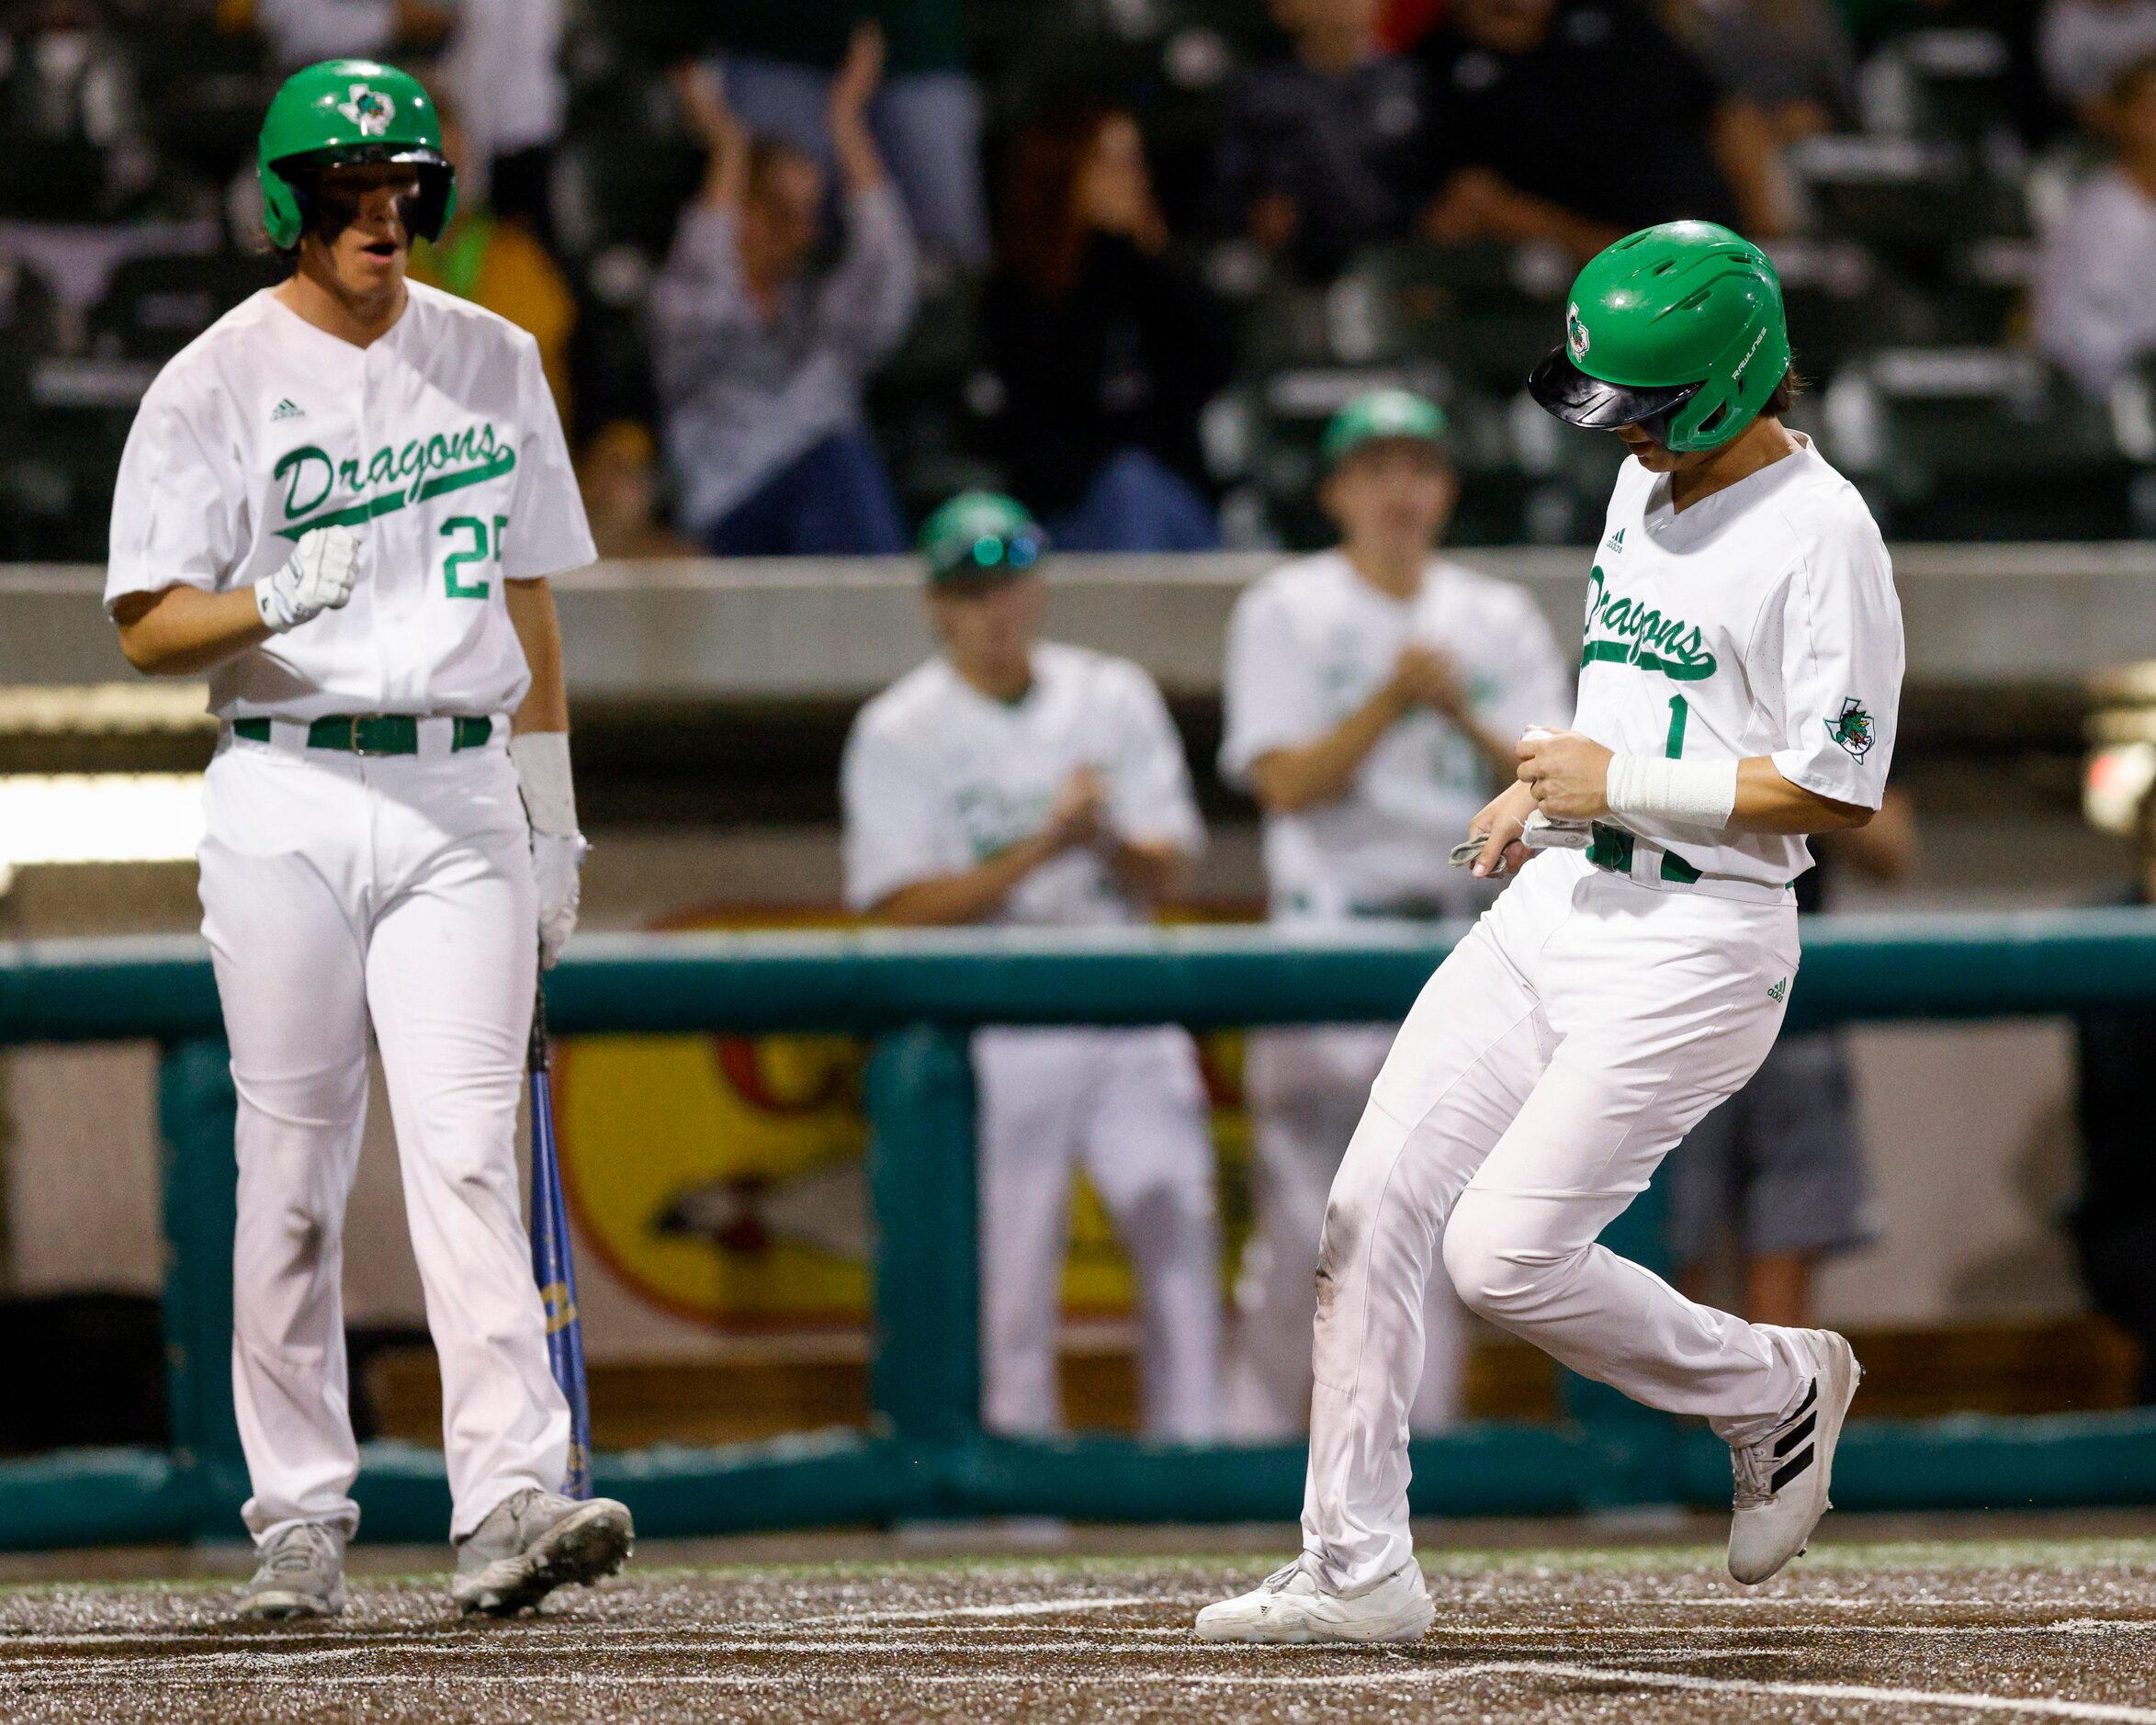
xmin=6 ymin=1662 xmax=2155 ymax=1719
xmin=794 ymin=1593 xmax=1174 ymax=1624
xmin=3 ymin=1613 xmax=2149 ymax=1670
xmin=8 ymin=1612 xmax=2147 ymax=1664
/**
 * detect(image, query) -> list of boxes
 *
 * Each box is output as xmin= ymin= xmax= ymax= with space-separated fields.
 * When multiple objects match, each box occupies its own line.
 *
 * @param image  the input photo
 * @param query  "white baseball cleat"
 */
xmin=1727 ymin=1326 xmax=1863 ymax=1585
xmin=238 ymin=1519 xmax=347 ymax=1619
xmin=451 ymin=1488 xmax=635 ymax=1616
xmin=1194 ymin=1553 xmax=1434 ymax=1644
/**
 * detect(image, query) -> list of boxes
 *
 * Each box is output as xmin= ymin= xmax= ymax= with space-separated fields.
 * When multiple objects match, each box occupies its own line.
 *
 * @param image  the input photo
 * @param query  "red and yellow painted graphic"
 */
xmin=554 ymin=909 xmax=1254 ymax=1336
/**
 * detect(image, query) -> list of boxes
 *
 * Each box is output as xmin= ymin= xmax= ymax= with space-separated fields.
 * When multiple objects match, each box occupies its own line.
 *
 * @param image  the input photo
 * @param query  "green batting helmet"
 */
xmin=1529 ymin=220 xmax=1790 ymax=453
xmin=918 ymin=491 xmax=1046 ymax=586
xmin=258 ymin=60 xmax=456 ymax=252
xmin=1321 ymin=389 xmax=1450 ymax=468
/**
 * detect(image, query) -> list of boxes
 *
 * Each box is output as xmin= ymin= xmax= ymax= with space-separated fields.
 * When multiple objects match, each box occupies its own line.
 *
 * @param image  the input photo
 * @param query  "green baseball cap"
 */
xmin=918 ymin=491 xmax=1046 ymax=586
xmin=258 ymin=60 xmax=457 ymax=251
xmin=1321 ymin=389 xmax=1451 ymax=468
xmin=1529 ymin=220 xmax=1789 ymax=453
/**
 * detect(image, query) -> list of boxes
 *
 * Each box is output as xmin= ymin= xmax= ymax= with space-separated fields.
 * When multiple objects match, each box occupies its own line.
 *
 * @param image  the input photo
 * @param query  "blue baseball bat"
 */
xmin=528 ymin=976 xmax=593 ymax=1498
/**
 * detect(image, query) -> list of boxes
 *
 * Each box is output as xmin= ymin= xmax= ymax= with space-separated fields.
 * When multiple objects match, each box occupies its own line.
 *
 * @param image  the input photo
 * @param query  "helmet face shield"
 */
xmin=1528 ymin=346 xmax=1703 ymax=437
xmin=281 ymin=142 xmax=456 ymax=246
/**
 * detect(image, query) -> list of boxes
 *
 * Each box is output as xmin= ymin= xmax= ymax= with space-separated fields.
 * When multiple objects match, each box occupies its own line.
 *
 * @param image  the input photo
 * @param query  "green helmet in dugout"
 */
xmin=257 ymin=59 xmax=457 ymax=252
xmin=1529 ymin=220 xmax=1791 ymax=454
xmin=1321 ymin=389 xmax=1451 ymax=468
xmin=918 ymin=491 xmax=1048 ymax=587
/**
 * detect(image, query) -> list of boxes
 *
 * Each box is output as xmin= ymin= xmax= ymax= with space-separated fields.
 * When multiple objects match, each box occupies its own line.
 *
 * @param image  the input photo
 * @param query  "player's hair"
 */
xmin=1764 ymin=366 xmax=1804 ymax=419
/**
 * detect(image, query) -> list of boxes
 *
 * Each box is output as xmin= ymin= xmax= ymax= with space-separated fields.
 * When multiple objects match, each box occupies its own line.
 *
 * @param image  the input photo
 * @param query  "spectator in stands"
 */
xmin=410 ymin=96 xmax=577 ymax=419
xmin=439 ymin=0 xmax=569 ymax=242
xmin=649 ymin=28 xmax=915 ymax=558
xmin=984 ymin=108 xmax=1233 ymax=553
xmin=2042 ymin=0 xmax=2156 ymax=118
xmin=578 ymin=422 xmax=699 ymax=560
xmin=1666 ymin=792 xmax=1917 ymax=1327
xmin=1214 ymin=0 xmax=1431 ymax=281
xmin=1217 ymin=389 xmax=1572 ymax=1439
xmin=253 ymin=0 xmax=449 ymax=69
xmin=1659 ymin=0 xmax=1857 ymax=141
xmin=2070 ymin=742 xmax=2156 ymax=1403
xmin=0 ymin=0 xmax=156 ymax=223
xmin=2037 ymin=53 xmax=2156 ymax=398
xmin=710 ymin=0 xmax=988 ymax=269
xmin=1413 ymin=0 xmax=1774 ymax=256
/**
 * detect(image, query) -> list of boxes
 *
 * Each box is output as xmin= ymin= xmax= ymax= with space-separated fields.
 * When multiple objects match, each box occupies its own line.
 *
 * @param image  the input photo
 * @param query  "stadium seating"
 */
xmin=0 ymin=4 xmax=2145 ymax=552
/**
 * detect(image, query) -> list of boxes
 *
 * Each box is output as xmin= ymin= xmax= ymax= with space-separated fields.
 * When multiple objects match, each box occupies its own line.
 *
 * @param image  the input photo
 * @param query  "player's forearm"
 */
xmin=873 ymin=833 xmax=1060 ymax=927
xmin=112 ymin=585 xmax=269 ymax=675
xmin=1104 ymin=837 xmax=1193 ymax=907
xmin=505 ymin=578 xmax=570 ymax=734
xmin=1727 ymin=758 xmax=1873 ymax=834
xmin=1248 ymin=685 xmax=1410 ymax=813
xmin=1462 ymin=717 xmax=1521 ymax=786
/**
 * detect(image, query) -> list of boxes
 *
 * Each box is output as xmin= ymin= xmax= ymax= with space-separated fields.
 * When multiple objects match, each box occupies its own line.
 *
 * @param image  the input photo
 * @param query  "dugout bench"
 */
xmin=2 ymin=913 xmax=2156 ymax=1548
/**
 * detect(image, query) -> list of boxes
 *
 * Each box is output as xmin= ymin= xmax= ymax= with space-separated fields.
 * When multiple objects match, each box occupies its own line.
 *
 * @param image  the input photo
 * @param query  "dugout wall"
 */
xmin=2 ymin=914 xmax=2155 ymax=1547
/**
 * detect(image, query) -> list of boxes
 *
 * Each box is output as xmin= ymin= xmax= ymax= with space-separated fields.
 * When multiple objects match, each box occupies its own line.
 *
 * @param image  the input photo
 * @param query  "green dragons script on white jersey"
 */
xmin=106 ymin=280 xmax=596 ymax=722
xmin=1575 ymin=434 xmax=1903 ymax=902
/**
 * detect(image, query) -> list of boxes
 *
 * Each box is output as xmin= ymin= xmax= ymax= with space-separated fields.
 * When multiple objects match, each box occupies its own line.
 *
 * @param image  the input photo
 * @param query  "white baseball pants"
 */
xmin=198 ymin=736 xmax=569 ymax=1545
xmin=1227 ymin=1025 xmax=1464 ymax=1439
xmin=1303 ymin=850 xmax=1813 ymax=1593
xmin=974 ymin=1026 xmax=1225 ymax=1440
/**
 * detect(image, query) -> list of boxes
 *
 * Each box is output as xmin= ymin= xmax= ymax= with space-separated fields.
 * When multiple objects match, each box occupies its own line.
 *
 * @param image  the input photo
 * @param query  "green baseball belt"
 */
xmin=231 ymin=715 xmax=494 ymax=756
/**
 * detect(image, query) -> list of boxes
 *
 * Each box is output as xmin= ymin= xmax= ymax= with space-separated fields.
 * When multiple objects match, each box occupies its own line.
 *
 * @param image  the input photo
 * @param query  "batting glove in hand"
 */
xmin=255 ymin=525 xmax=359 ymax=633
xmin=532 ymin=831 xmax=587 ymax=969
xmin=513 ymin=731 xmax=585 ymax=969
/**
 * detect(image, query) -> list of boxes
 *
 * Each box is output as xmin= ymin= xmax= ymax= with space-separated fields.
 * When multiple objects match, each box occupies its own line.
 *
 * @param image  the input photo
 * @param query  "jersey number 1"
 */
xmin=442 ymin=514 xmax=508 ymax=599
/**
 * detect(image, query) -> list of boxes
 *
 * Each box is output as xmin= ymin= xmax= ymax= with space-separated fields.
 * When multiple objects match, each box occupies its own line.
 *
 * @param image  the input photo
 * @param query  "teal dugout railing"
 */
xmin=3 ymin=908 xmax=2156 ymax=1547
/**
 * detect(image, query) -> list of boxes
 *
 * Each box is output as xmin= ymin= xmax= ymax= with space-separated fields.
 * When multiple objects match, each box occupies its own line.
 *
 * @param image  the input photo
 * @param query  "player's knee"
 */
xmin=1441 ymin=1194 xmax=1562 ymax=1322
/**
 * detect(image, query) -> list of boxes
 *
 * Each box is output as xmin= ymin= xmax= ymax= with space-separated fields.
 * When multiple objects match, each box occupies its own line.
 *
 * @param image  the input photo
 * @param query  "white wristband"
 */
xmin=1605 ymin=753 xmax=1740 ymax=830
xmin=510 ymin=730 xmax=580 ymax=837
xmin=254 ymin=579 xmax=293 ymax=634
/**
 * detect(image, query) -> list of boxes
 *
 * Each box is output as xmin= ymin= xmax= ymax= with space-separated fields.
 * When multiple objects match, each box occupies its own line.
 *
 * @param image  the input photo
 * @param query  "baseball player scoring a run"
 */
xmin=1199 ymin=220 xmax=1906 ymax=1642
xmin=104 ymin=60 xmax=633 ymax=1618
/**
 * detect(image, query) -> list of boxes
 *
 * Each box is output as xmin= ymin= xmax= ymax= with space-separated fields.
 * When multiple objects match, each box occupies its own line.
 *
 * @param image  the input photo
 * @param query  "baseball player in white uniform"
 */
xmin=1219 ymin=389 xmax=1571 ymax=1439
xmin=1200 ymin=221 xmax=1904 ymax=1642
xmin=842 ymin=491 xmax=1225 ymax=1439
xmin=106 ymin=61 xmax=632 ymax=1618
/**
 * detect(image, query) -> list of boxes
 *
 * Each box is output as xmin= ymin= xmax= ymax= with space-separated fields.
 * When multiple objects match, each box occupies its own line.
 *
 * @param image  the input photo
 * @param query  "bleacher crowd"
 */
xmin=6 ymin=0 xmax=2156 ymax=559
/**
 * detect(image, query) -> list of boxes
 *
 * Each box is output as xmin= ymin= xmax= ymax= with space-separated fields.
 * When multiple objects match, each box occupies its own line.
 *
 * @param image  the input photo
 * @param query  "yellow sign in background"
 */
xmin=553 ymin=915 xmax=1252 ymax=1336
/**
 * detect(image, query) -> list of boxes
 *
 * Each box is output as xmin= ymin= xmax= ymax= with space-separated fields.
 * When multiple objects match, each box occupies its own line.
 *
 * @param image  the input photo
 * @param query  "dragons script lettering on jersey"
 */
xmin=1579 ymin=564 xmax=1719 ymax=682
xmin=271 ymin=421 xmax=517 ymax=540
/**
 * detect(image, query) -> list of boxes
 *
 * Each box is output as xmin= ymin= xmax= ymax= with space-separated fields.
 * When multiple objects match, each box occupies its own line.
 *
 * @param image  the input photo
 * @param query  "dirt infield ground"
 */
xmin=3 ymin=1524 xmax=2154 ymax=1722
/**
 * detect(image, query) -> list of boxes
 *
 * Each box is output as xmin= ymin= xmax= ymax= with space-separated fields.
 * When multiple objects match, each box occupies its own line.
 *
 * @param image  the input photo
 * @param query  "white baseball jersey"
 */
xmin=1219 ymin=553 xmax=1572 ymax=923
xmin=1575 ymin=435 xmax=1902 ymax=900
xmin=842 ymin=642 xmax=1204 ymax=926
xmin=106 ymin=280 xmax=596 ymax=721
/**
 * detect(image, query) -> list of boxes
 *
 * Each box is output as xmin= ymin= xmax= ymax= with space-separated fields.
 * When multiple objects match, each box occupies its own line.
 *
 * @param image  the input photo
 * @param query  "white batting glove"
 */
xmin=512 ymin=731 xmax=586 ymax=968
xmin=254 ymin=525 xmax=359 ymax=633
xmin=531 ymin=831 xmax=588 ymax=968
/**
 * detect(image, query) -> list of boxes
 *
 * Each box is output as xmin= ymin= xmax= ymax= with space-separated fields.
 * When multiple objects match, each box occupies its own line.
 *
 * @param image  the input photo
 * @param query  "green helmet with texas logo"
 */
xmin=257 ymin=59 xmax=457 ymax=252
xmin=1529 ymin=221 xmax=1789 ymax=454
